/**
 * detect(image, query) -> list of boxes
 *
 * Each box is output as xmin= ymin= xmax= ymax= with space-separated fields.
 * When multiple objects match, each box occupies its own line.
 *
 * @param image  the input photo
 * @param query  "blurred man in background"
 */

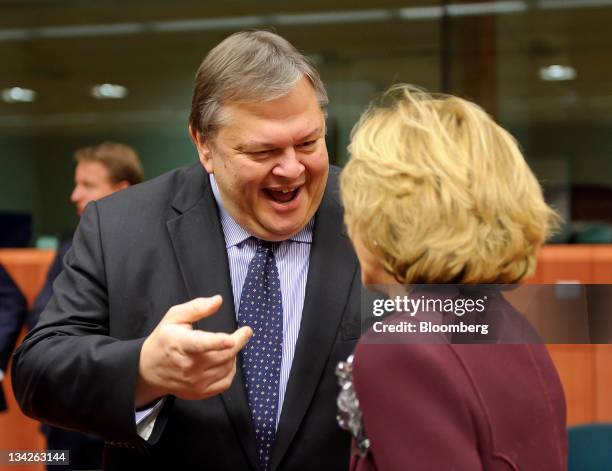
xmin=30 ymin=141 xmax=144 ymax=327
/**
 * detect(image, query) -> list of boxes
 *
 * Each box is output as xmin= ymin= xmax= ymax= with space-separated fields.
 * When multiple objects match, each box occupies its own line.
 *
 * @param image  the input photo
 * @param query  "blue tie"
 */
xmin=238 ymin=239 xmax=284 ymax=471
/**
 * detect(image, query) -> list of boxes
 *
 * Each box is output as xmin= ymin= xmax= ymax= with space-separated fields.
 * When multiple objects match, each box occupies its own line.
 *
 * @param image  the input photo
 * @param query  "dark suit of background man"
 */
xmin=13 ymin=31 xmax=362 ymax=471
xmin=27 ymin=142 xmax=144 ymax=470
xmin=0 ymin=264 xmax=27 ymax=412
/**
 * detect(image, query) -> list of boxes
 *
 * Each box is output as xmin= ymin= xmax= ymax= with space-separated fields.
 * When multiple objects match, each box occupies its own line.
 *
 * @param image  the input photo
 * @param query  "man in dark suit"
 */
xmin=13 ymin=31 xmax=361 ymax=471
xmin=0 ymin=264 xmax=27 ymax=412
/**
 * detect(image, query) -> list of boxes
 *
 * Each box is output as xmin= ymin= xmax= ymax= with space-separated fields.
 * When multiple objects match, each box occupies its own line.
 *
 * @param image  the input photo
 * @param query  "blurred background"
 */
xmin=0 ymin=0 xmax=611 ymax=244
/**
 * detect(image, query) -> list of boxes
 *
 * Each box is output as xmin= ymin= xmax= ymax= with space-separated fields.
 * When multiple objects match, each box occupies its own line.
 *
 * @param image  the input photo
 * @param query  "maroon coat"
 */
xmin=350 ymin=294 xmax=567 ymax=470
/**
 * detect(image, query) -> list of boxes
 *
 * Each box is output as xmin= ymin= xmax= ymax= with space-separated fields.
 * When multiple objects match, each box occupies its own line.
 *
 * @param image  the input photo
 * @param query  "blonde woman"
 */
xmin=338 ymin=86 xmax=567 ymax=470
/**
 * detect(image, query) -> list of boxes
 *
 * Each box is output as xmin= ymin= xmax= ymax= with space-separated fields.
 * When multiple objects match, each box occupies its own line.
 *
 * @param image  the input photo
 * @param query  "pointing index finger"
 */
xmin=229 ymin=326 xmax=253 ymax=354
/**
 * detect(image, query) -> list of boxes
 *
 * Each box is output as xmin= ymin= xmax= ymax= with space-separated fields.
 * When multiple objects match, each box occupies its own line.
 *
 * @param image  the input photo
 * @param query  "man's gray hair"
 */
xmin=189 ymin=30 xmax=328 ymax=138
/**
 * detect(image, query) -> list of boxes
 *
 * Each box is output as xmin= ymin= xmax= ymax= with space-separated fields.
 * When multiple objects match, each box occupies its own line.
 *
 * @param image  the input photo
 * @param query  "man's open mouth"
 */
xmin=264 ymin=186 xmax=301 ymax=204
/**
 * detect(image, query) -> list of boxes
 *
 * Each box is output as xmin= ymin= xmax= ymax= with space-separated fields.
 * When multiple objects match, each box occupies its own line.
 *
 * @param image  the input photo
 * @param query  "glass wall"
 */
xmin=0 ymin=0 xmax=610 ymax=242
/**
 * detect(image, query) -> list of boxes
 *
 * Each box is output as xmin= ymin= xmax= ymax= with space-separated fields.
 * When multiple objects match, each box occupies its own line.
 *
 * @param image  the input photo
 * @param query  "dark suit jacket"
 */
xmin=351 ymin=292 xmax=568 ymax=470
xmin=12 ymin=163 xmax=362 ymax=471
xmin=0 ymin=263 xmax=27 ymax=412
xmin=28 ymin=239 xmax=105 ymax=470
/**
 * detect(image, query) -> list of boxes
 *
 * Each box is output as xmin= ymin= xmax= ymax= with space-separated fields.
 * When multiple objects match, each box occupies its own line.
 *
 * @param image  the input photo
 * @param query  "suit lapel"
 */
xmin=166 ymin=164 xmax=259 ymax=470
xmin=269 ymin=176 xmax=358 ymax=471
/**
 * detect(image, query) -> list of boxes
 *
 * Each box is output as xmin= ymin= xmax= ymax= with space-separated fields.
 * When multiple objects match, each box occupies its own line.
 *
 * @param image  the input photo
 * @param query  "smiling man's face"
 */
xmin=192 ymin=77 xmax=329 ymax=241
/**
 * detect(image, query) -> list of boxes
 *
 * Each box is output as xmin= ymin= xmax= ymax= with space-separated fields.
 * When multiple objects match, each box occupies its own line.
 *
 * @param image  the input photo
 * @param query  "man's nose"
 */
xmin=70 ymin=186 xmax=81 ymax=203
xmin=273 ymin=147 xmax=304 ymax=180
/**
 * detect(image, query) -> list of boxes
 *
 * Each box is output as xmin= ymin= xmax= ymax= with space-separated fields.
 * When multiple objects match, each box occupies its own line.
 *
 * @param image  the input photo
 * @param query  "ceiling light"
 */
xmin=2 ymin=87 xmax=37 ymax=103
xmin=538 ymin=0 xmax=612 ymax=9
xmin=447 ymin=1 xmax=527 ymax=16
xmin=275 ymin=9 xmax=391 ymax=25
xmin=91 ymin=83 xmax=128 ymax=99
xmin=398 ymin=6 xmax=443 ymax=19
xmin=539 ymin=65 xmax=577 ymax=81
xmin=1 ymin=1 xmax=612 ymax=43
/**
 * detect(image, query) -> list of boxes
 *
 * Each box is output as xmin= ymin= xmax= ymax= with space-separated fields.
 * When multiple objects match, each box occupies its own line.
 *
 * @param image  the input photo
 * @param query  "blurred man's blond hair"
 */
xmin=75 ymin=142 xmax=144 ymax=186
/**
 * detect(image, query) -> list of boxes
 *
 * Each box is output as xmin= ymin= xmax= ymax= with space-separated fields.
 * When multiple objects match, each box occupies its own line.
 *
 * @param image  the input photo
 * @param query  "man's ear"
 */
xmin=115 ymin=180 xmax=130 ymax=191
xmin=189 ymin=125 xmax=214 ymax=173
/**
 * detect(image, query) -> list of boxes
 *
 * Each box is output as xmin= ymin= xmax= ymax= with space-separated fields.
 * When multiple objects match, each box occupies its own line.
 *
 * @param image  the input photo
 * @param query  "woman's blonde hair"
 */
xmin=340 ymin=84 xmax=559 ymax=284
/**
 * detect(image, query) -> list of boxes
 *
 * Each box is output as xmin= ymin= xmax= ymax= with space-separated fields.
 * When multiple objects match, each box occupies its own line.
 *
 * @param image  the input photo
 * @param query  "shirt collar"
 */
xmin=209 ymin=174 xmax=314 ymax=249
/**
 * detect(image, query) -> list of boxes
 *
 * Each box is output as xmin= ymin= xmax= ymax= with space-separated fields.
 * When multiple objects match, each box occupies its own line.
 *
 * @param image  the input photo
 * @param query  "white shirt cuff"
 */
xmin=135 ymin=397 xmax=166 ymax=441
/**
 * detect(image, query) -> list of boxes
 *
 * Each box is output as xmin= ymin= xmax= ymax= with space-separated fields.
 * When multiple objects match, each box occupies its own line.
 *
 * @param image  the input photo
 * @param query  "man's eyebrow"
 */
xmin=299 ymin=126 xmax=324 ymax=141
xmin=234 ymin=127 xmax=324 ymax=152
xmin=233 ymin=141 xmax=277 ymax=152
